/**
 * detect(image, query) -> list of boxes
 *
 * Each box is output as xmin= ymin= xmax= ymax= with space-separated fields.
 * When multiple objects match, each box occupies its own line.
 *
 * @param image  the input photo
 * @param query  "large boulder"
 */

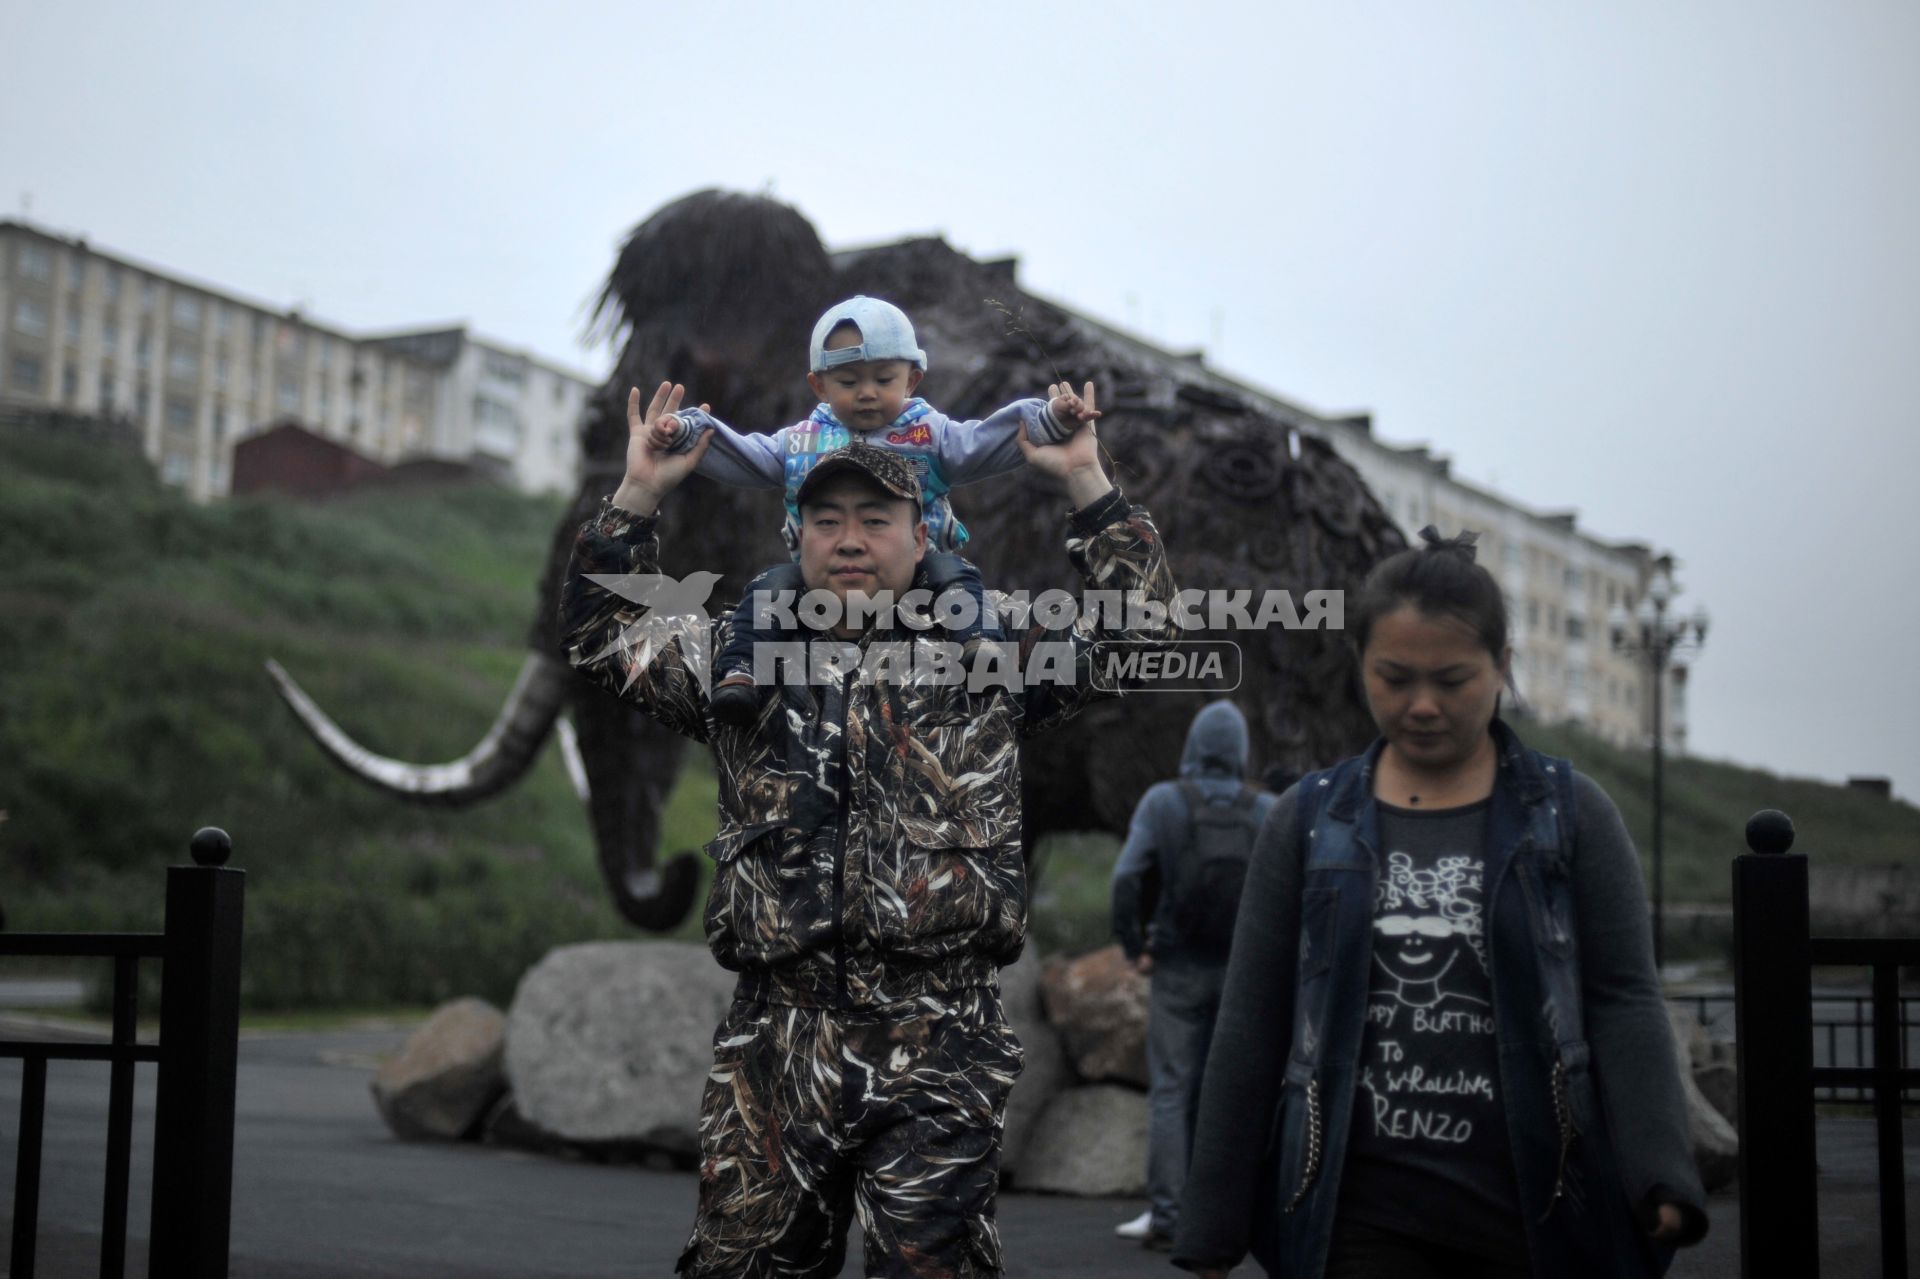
xmin=1040 ymin=945 xmax=1149 ymax=1086
xmin=505 ymin=942 xmax=736 ymax=1155
xmin=1693 ymin=1061 xmax=1738 ymax=1129
xmin=1678 ymin=1067 xmax=1741 ymax=1192
xmin=1665 ymin=1004 xmax=1739 ymax=1191
xmin=1014 ymin=1085 xmax=1149 ymax=1196
xmin=370 ymin=997 xmax=508 ymax=1141
xmin=1000 ymin=947 xmax=1072 ymax=1181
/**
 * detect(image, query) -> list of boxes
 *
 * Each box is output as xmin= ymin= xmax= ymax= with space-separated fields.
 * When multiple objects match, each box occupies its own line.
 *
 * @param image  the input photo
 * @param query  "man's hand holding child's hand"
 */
xmin=613 ymin=382 xmax=713 ymax=516
xmin=1047 ymin=381 xmax=1102 ymax=431
xmin=1023 ymin=381 xmax=1111 ymax=508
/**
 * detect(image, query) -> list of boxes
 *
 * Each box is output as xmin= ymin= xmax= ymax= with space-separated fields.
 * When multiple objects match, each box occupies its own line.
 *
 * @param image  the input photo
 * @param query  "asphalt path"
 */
xmin=0 ymin=1024 xmax=1909 ymax=1277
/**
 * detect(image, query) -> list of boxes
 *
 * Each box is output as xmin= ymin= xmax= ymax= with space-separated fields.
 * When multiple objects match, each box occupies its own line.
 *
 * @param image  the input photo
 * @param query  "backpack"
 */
xmin=1168 ymin=779 xmax=1264 ymax=957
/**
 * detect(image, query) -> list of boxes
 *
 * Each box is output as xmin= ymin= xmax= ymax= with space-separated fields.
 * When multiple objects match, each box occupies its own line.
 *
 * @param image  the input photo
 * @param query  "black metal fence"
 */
xmin=1733 ymin=809 xmax=1917 ymax=1279
xmin=1674 ymin=990 xmax=1919 ymax=1105
xmin=0 ymin=828 xmax=244 ymax=1279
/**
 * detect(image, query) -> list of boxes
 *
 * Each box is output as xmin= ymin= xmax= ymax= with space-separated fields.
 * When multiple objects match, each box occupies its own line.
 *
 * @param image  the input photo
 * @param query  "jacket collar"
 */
xmin=1326 ymin=716 xmax=1549 ymax=823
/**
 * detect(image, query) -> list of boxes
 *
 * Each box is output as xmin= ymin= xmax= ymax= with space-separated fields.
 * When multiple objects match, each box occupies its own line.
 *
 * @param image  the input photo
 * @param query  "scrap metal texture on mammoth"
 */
xmin=270 ymin=189 xmax=1405 ymax=930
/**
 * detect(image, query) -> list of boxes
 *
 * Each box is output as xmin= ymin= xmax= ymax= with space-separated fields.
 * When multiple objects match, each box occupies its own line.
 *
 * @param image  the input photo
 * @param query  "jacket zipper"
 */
xmin=1512 ymin=858 xmax=1579 ymax=1216
xmin=1283 ymin=1076 xmax=1322 ymax=1212
xmin=829 ymin=668 xmax=855 ymax=1010
xmin=1539 ymin=1055 xmax=1576 ymax=1220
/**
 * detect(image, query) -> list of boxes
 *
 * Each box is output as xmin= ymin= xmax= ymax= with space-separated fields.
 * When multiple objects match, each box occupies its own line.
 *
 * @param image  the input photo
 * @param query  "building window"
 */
xmin=64 ymin=310 xmax=81 ymax=344
xmin=142 ymin=278 xmax=159 ymax=311
xmin=102 ymin=318 xmax=119 ymax=351
xmin=277 ymin=376 xmax=300 ymax=413
xmin=1566 ymin=615 xmax=1585 ymax=641
xmin=137 ymin=381 xmax=151 ymax=418
xmin=10 ymin=353 xmax=45 ymax=391
xmin=136 ymin=330 xmax=152 ymax=370
xmin=65 ymin=256 xmax=86 ymax=290
xmin=215 ymin=352 xmax=229 ymax=387
xmin=484 ymin=352 xmax=525 ymax=384
xmin=99 ymin=370 xmax=116 ymax=410
xmin=1548 ymin=606 xmax=1560 ymax=633
xmin=552 ymin=378 xmax=566 ymax=405
xmin=104 ymin=267 xmax=121 ymax=301
xmin=170 ymin=295 xmax=202 ymax=329
xmin=13 ymin=297 xmax=49 ymax=336
xmin=17 ymin=243 xmax=53 ymax=281
xmin=165 ymin=397 xmax=195 ymax=431
xmin=161 ymin=453 xmax=193 ymax=485
xmin=212 ymin=404 xmax=227 ymax=442
xmin=1565 ymin=567 xmax=1584 ymax=592
xmin=61 ymin=364 xmax=80 ymax=403
xmin=215 ymin=304 xmax=233 ymax=337
xmin=169 ymin=348 xmax=200 ymax=381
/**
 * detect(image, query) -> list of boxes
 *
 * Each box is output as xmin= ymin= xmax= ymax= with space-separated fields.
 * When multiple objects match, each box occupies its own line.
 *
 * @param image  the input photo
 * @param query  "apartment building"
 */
xmin=0 ymin=219 xmax=593 ymax=499
xmin=362 ymin=326 xmax=588 ymax=496
xmin=1318 ymin=418 xmax=1686 ymax=752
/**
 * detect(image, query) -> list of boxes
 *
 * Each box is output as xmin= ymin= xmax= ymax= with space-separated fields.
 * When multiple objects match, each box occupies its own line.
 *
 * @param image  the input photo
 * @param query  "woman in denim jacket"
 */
xmin=1172 ymin=528 xmax=1708 ymax=1278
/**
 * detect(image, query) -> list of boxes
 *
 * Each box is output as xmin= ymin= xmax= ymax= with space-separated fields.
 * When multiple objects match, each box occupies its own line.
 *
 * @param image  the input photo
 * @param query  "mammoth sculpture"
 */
xmin=270 ymin=189 xmax=1405 ymax=931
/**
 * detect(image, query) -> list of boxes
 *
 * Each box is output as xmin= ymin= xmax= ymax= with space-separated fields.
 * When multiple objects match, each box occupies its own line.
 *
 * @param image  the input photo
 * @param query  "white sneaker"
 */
xmin=1114 ymin=1209 xmax=1153 ymax=1240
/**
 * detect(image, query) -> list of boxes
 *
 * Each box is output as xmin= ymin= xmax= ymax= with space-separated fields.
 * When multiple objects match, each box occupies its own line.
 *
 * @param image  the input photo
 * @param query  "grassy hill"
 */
xmin=1 ymin=421 xmax=1911 ymax=1006
xmin=0 ymin=421 xmax=717 ymax=1009
xmin=1512 ymin=716 xmax=1916 ymax=906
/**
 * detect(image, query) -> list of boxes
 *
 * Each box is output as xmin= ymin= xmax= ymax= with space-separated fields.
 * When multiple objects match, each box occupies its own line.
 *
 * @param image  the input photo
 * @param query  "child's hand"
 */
xmin=645 ymin=399 xmax=709 ymax=450
xmin=1047 ymin=381 xmax=1103 ymax=428
xmin=647 ymin=414 xmax=680 ymax=450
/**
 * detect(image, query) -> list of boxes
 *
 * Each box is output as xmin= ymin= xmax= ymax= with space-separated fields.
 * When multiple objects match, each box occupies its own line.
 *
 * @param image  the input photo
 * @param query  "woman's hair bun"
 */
xmin=1417 ymin=525 xmax=1480 ymax=563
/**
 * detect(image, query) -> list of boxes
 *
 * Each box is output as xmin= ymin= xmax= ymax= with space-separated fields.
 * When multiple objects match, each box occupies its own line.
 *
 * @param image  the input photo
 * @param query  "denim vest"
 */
xmin=1252 ymin=720 xmax=1671 ymax=1279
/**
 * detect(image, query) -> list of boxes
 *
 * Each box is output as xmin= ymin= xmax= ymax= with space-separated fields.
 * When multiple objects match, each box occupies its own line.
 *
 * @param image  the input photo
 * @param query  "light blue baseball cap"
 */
xmin=809 ymin=296 xmax=928 ymax=373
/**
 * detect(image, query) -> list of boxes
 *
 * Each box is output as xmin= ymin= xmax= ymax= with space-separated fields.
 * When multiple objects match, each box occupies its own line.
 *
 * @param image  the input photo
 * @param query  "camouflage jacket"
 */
xmin=559 ymin=486 xmax=1178 ymax=1008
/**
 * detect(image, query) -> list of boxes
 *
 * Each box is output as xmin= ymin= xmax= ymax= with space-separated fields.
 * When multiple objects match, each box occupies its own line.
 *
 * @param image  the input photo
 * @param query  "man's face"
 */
xmin=797 ymin=474 xmax=927 ymax=637
xmin=807 ymin=324 xmax=923 ymax=431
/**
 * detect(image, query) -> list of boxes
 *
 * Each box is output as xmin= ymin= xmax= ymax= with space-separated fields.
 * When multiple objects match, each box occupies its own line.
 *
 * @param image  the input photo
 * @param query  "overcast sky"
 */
xmin=5 ymin=0 xmax=1916 ymax=802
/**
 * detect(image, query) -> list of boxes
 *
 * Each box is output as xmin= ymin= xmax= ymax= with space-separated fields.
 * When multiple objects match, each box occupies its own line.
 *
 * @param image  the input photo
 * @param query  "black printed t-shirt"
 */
xmin=1334 ymin=799 xmax=1528 ymax=1265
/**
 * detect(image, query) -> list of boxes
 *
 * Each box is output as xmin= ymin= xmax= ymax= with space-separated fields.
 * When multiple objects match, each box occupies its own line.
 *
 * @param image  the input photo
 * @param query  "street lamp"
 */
xmin=1609 ymin=561 xmax=1708 ymax=972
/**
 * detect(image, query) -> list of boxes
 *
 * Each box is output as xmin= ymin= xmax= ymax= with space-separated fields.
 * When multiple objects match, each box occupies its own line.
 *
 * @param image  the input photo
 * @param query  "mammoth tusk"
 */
xmin=264 ymin=651 xmax=571 ymax=805
xmin=556 ymin=715 xmax=592 ymax=802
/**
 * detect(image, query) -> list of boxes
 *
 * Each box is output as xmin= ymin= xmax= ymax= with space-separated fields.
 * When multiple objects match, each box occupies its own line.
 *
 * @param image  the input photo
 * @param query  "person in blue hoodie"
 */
xmin=1110 ymin=699 xmax=1276 ymax=1250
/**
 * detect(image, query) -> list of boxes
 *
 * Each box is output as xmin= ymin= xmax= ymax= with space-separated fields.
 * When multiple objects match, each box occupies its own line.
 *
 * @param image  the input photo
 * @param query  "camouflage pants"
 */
xmin=676 ymin=988 xmax=1024 ymax=1279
